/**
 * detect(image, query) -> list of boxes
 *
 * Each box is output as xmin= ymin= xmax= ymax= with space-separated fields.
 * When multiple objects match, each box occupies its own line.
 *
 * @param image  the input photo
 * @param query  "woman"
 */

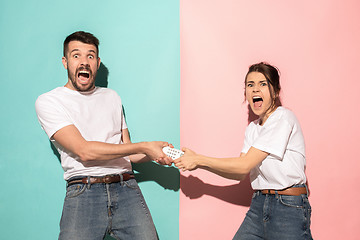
xmin=174 ymin=62 xmax=312 ymax=240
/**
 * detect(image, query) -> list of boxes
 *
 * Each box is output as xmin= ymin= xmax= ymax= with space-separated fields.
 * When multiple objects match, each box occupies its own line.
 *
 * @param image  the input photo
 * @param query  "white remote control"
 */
xmin=163 ymin=146 xmax=184 ymax=160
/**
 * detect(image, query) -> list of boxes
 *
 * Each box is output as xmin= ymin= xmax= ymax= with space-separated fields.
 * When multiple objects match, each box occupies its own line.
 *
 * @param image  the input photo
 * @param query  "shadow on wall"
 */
xmin=132 ymin=162 xmax=180 ymax=191
xmin=49 ymin=62 xmax=180 ymax=191
xmin=95 ymin=62 xmax=109 ymax=87
xmin=180 ymin=174 xmax=252 ymax=206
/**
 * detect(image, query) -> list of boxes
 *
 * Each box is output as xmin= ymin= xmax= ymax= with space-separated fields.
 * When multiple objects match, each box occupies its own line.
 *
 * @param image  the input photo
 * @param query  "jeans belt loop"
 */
xmin=87 ymin=176 xmax=91 ymax=189
xmin=305 ymin=184 xmax=310 ymax=196
xmin=120 ymin=174 xmax=124 ymax=186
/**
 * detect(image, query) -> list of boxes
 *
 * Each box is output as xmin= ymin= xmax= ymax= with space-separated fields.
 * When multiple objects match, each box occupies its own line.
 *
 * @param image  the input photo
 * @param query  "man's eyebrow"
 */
xmin=70 ymin=49 xmax=80 ymax=54
xmin=69 ymin=49 xmax=97 ymax=54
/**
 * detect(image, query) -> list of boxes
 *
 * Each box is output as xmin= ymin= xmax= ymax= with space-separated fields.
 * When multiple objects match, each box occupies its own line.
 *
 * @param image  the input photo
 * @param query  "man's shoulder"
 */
xmin=95 ymin=87 xmax=117 ymax=94
xmin=36 ymin=87 xmax=64 ymax=103
xmin=36 ymin=87 xmax=122 ymax=105
xmin=95 ymin=87 xmax=122 ymax=100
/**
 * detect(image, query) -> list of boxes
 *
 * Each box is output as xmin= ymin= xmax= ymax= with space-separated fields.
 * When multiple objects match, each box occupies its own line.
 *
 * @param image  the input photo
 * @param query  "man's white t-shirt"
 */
xmin=242 ymin=107 xmax=307 ymax=190
xmin=35 ymin=87 xmax=132 ymax=180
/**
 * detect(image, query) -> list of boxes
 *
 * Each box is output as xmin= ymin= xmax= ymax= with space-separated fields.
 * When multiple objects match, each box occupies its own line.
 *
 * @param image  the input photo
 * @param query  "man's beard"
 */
xmin=68 ymin=66 xmax=96 ymax=92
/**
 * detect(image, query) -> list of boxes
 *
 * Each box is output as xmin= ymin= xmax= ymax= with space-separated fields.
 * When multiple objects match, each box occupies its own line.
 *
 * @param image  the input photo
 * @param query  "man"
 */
xmin=35 ymin=31 xmax=172 ymax=240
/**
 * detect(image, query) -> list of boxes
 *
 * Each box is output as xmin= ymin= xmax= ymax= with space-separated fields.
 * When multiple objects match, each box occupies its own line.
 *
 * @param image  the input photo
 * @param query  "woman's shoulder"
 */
xmin=247 ymin=107 xmax=299 ymax=128
xmin=273 ymin=106 xmax=300 ymax=125
xmin=277 ymin=106 xmax=297 ymax=117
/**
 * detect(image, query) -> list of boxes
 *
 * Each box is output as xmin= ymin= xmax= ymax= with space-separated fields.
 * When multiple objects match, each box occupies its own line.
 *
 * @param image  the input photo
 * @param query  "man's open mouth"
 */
xmin=78 ymin=71 xmax=90 ymax=78
xmin=77 ymin=69 xmax=91 ymax=83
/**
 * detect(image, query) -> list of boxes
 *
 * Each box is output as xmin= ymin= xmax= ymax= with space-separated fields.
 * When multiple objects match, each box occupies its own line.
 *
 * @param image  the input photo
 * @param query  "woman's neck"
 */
xmin=259 ymin=106 xmax=279 ymax=125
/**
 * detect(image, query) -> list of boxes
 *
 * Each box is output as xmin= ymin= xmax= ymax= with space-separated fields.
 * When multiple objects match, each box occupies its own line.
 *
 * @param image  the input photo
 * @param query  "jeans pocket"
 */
xmin=65 ymin=184 xmax=87 ymax=198
xmin=123 ymin=179 xmax=139 ymax=190
xmin=279 ymin=195 xmax=304 ymax=208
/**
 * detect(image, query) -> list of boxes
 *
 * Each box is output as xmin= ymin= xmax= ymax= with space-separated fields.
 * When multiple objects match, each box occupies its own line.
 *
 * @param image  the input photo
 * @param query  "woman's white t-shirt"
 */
xmin=242 ymin=107 xmax=307 ymax=190
xmin=35 ymin=87 xmax=132 ymax=180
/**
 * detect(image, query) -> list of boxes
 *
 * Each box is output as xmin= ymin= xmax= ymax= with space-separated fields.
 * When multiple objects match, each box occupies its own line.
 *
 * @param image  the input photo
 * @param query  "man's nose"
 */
xmin=79 ymin=56 xmax=90 ymax=65
xmin=79 ymin=60 xmax=90 ymax=68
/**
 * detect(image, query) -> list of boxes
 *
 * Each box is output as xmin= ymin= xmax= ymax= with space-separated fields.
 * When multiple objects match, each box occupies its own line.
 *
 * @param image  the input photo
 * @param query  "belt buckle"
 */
xmin=104 ymin=176 xmax=112 ymax=184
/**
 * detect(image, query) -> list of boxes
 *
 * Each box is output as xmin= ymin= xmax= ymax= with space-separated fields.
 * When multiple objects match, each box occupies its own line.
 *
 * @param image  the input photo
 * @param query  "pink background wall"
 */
xmin=180 ymin=0 xmax=360 ymax=239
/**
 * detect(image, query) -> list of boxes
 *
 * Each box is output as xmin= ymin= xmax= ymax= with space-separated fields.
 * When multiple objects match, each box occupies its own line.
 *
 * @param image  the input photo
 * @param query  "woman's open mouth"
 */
xmin=253 ymin=96 xmax=263 ymax=108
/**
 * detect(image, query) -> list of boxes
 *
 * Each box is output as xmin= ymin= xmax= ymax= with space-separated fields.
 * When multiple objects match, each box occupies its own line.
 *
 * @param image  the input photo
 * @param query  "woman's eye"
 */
xmin=247 ymin=83 xmax=253 ymax=87
xmin=261 ymin=82 xmax=267 ymax=86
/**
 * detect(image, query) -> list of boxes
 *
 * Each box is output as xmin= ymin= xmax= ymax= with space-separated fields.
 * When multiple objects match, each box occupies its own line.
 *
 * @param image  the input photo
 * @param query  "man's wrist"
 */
xmin=138 ymin=141 xmax=150 ymax=155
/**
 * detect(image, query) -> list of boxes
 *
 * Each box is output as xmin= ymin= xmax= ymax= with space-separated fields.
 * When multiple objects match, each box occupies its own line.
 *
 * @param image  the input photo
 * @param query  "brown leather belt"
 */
xmin=260 ymin=187 xmax=307 ymax=196
xmin=67 ymin=173 xmax=134 ymax=186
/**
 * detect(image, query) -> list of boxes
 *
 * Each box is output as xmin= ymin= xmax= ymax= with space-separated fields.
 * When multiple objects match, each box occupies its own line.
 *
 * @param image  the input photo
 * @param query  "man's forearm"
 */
xmin=76 ymin=141 xmax=148 ymax=162
xmin=129 ymin=154 xmax=151 ymax=163
xmin=52 ymin=125 xmax=170 ymax=163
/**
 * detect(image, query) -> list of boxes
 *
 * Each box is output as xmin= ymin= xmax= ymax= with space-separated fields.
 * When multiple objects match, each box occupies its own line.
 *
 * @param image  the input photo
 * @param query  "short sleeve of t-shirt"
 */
xmin=35 ymin=94 xmax=73 ymax=139
xmin=252 ymin=113 xmax=293 ymax=159
xmin=242 ymin=125 xmax=253 ymax=154
xmin=116 ymin=94 xmax=127 ymax=130
xmin=121 ymin=111 xmax=127 ymax=130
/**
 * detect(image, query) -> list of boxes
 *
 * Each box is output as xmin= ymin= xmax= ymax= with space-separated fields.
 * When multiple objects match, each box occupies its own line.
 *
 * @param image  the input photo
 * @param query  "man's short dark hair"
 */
xmin=63 ymin=31 xmax=99 ymax=57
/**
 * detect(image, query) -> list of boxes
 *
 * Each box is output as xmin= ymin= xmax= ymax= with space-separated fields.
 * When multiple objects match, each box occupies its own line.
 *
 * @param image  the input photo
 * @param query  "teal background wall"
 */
xmin=0 ymin=0 xmax=180 ymax=239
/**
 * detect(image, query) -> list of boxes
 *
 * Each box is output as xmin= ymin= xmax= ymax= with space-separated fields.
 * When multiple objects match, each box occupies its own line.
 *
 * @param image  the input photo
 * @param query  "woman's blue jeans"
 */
xmin=233 ymin=185 xmax=313 ymax=240
xmin=58 ymin=178 xmax=158 ymax=240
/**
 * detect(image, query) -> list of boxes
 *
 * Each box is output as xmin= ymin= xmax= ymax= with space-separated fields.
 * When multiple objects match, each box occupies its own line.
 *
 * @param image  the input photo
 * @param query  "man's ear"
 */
xmin=97 ymin=57 xmax=101 ymax=69
xmin=62 ymin=57 xmax=68 ymax=70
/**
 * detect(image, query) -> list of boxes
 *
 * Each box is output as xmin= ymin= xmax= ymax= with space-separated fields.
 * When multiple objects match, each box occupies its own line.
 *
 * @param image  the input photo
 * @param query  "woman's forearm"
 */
xmin=197 ymin=155 xmax=251 ymax=176
xmin=175 ymin=147 xmax=268 ymax=178
xmin=202 ymin=166 xmax=248 ymax=181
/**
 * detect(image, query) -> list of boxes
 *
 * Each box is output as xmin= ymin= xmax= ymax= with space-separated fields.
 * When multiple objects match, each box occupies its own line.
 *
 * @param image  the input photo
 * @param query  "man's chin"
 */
xmin=74 ymin=82 xmax=95 ymax=92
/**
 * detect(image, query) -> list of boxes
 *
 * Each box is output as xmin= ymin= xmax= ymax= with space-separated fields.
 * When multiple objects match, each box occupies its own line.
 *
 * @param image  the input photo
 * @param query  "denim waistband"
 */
xmin=66 ymin=172 xmax=134 ymax=182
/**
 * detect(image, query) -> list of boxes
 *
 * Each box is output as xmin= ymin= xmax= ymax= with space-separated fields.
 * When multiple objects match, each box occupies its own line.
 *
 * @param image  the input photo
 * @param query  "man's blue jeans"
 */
xmin=59 ymin=178 xmax=158 ymax=240
xmin=233 ymin=185 xmax=313 ymax=240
